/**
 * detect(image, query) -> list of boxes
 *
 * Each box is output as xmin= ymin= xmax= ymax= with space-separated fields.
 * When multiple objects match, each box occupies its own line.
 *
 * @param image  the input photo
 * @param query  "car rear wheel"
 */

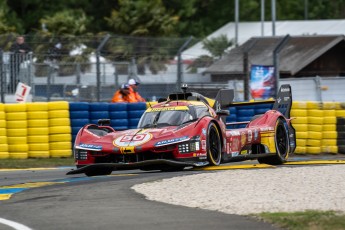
xmin=207 ymin=122 xmax=222 ymax=166
xmin=258 ymin=118 xmax=289 ymax=165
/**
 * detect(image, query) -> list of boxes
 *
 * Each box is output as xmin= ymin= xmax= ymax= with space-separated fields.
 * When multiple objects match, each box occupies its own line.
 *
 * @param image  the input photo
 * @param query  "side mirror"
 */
xmin=98 ymin=119 xmax=111 ymax=126
xmin=216 ymin=110 xmax=230 ymax=116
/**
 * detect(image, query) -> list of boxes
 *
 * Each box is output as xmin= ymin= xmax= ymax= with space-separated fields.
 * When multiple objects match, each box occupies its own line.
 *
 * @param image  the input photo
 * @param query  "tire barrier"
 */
xmin=69 ymin=102 xmax=90 ymax=144
xmin=127 ymin=103 xmax=146 ymax=129
xmin=292 ymin=101 xmax=345 ymax=154
xmin=48 ymin=101 xmax=71 ymax=158
xmin=109 ymin=103 xmax=129 ymax=130
xmin=5 ymin=103 xmax=28 ymax=159
xmin=0 ymin=100 xmax=344 ymax=160
xmin=26 ymin=102 xmax=50 ymax=158
xmin=226 ymin=103 xmax=273 ymax=129
xmin=0 ymin=104 xmax=9 ymax=159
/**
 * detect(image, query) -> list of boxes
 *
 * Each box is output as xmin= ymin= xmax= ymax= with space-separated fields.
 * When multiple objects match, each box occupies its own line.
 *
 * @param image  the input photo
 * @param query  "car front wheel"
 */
xmin=206 ymin=122 xmax=222 ymax=166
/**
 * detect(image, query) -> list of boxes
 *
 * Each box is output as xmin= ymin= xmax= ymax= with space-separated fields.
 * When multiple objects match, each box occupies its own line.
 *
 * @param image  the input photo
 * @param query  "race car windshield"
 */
xmin=138 ymin=110 xmax=193 ymax=128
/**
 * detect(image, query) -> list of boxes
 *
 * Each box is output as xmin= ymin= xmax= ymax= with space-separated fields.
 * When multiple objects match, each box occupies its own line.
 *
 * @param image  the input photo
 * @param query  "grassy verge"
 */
xmin=0 ymin=158 xmax=75 ymax=169
xmin=255 ymin=210 xmax=345 ymax=230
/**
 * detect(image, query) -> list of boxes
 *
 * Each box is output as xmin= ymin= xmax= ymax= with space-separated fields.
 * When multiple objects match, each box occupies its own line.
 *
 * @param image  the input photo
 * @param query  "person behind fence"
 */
xmin=128 ymin=78 xmax=146 ymax=102
xmin=47 ymin=42 xmax=63 ymax=66
xmin=111 ymin=83 xmax=133 ymax=103
xmin=9 ymin=36 xmax=32 ymax=93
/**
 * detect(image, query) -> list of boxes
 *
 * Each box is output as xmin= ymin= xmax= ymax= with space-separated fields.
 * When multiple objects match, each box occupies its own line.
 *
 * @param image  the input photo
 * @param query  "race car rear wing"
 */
xmin=166 ymin=84 xmax=292 ymax=119
xmin=220 ymin=84 xmax=292 ymax=119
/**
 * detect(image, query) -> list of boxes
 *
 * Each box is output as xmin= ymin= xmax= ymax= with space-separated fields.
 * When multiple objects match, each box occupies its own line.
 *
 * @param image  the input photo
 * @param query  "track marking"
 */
xmin=0 ymin=173 xmax=138 ymax=201
xmin=285 ymin=160 xmax=345 ymax=165
xmin=0 ymin=167 xmax=58 ymax=172
xmin=0 ymin=217 xmax=32 ymax=230
xmin=0 ymin=182 xmax=63 ymax=201
xmin=195 ymin=164 xmax=275 ymax=171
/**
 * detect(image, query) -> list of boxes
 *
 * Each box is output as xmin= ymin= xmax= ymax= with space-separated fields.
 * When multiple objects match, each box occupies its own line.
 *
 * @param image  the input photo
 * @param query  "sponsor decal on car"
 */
xmin=229 ymin=131 xmax=240 ymax=136
xmin=254 ymin=129 xmax=259 ymax=140
xmin=202 ymin=128 xmax=206 ymax=136
xmin=201 ymin=140 xmax=206 ymax=150
xmin=154 ymin=136 xmax=189 ymax=147
xmin=248 ymin=130 xmax=252 ymax=142
xmin=146 ymin=106 xmax=189 ymax=112
xmin=241 ymin=132 xmax=246 ymax=145
xmin=231 ymin=151 xmax=239 ymax=157
xmin=78 ymin=143 xmax=102 ymax=150
xmin=113 ymin=133 xmax=153 ymax=147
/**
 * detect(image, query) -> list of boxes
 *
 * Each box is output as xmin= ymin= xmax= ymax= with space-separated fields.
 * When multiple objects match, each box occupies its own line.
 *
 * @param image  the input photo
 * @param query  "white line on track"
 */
xmin=0 ymin=217 xmax=32 ymax=230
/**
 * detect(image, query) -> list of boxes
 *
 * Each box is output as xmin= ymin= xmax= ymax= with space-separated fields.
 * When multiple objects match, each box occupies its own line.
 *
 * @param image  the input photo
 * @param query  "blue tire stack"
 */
xmin=235 ymin=105 xmax=255 ymax=128
xmin=254 ymin=103 xmax=273 ymax=115
xmin=89 ymin=103 xmax=110 ymax=125
xmin=127 ymin=103 xmax=147 ymax=129
xmin=69 ymin=102 xmax=90 ymax=144
xmin=109 ymin=103 xmax=128 ymax=130
xmin=226 ymin=107 xmax=237 ymax=129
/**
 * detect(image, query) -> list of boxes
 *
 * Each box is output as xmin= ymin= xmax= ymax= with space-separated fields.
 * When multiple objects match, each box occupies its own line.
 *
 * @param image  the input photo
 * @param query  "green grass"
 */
xmin=255 ymin=210 xmax=345 ymax=230
xmin=0 ymin=158 xmax=75 ymax=168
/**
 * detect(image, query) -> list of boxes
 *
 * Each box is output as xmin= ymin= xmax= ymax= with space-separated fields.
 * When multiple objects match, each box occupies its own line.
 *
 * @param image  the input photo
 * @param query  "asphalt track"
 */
xmin=0 ymin=154 xmax=344 ymax=230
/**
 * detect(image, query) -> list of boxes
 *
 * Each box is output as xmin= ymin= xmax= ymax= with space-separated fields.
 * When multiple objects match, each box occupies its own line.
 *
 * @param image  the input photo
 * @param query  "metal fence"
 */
xmin=1 ymin=34 xmax=345 ymax=103
xmin=0 ymin=34 xmax=205 ymax=103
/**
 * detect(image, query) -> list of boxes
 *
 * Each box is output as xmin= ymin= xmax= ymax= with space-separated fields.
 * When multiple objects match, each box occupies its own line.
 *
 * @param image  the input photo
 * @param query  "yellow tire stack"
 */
xmin=305 ymin=101 xmax=323 ymax=154
xmin=291 ymin=101 xmax=308 ymax=154
xmin=27 ymin=102 xmax=50 ymax=158
xmin=321 ymin=104 xmax=337 ymax=154
xmin=0 ymin=103 xmax=9 ymax=159
xmin=5 ymin=103 xmax=28 ymax=159
xmin=48 ymin=101 xmax=72 ymax=158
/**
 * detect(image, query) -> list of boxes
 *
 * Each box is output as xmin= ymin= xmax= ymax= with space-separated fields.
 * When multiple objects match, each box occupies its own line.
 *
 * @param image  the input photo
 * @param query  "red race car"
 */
xmin=67 ymin=84 xmax=296 ymax=176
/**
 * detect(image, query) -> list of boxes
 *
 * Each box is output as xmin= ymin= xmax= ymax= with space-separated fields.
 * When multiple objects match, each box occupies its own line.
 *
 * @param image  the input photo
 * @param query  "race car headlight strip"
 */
xmin=178 ymin=141 xmax=200 ymax=154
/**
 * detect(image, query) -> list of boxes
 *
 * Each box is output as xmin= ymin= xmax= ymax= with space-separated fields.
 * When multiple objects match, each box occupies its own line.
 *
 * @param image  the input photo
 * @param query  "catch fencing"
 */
xmin=1 ymin=34 xmax=345 ymax=103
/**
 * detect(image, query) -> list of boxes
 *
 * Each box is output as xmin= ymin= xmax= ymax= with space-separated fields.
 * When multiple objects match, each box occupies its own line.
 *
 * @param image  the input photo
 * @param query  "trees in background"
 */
xmin=2 ymin=0 xmax=345 ymax=37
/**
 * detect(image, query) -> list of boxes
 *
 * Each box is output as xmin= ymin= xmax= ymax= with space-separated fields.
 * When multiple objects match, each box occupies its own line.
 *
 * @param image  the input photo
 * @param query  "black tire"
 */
xmin=258 ymin=118 xmax=289 ymax=165
xmin=85 ymin=168 xmax=113 ymax=177
xmin=206 ymin=122 xmax=222 ymax=166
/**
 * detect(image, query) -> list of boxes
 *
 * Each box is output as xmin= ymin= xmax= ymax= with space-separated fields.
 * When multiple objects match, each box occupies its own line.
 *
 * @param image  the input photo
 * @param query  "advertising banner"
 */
xmin=250 ymin=65 xmax=275 ymax=99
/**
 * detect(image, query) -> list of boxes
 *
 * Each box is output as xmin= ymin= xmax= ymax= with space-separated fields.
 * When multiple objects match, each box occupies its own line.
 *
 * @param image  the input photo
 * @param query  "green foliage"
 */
xmin=105 ymin=0 xmax=178 ymax=36
xmin=187 ymin=55 xmax=214 ymax=73
xmin=202 ymin=34 xmax=233 ymax=59
xmin=40 ymin=9 xmax=89 ymax=36
xmin=256 ymin=210 xmax=345 ymax=230
xmin=0 ymin=0 xmax=21 ymax=33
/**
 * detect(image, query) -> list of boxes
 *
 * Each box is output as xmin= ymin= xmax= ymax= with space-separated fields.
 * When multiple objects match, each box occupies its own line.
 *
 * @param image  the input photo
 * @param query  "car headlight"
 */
xmin=75 ymin=149 xmax=88 ymax=160
xmin=178 ymin=136 xmax=200 ymax=154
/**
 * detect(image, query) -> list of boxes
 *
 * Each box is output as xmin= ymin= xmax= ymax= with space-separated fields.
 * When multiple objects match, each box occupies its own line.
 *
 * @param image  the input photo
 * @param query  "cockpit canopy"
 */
xmin=138 ymin=105 xmax=211 ymax=128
